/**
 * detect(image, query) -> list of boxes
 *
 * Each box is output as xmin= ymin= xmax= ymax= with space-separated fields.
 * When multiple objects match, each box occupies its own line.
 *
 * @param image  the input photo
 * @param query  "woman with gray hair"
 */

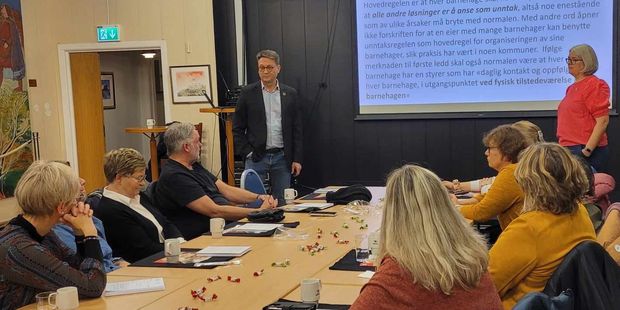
xmin=94 ymin=148 xmax=184 ymax=263
xmin=557 ymin=44 xmax=610 ymax=172
xmin=0 ymin=161 xmax=106 ymax=309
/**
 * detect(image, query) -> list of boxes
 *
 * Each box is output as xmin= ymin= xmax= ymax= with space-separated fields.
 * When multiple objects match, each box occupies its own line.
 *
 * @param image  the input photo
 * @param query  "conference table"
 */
xmin=20 ymin=200 xmax=384 ymax=309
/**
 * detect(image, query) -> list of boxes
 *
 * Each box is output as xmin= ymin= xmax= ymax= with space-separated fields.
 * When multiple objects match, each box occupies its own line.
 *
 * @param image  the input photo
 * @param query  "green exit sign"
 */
xmin=97 ymin=25 xmax=120 ymax=42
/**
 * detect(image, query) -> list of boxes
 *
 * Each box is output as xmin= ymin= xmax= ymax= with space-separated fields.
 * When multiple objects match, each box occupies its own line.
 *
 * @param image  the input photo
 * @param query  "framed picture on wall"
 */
xmin=101 ymin=72 xmax=116 ymax=109
xmin=169 ymin=64 xmax=213 ymax=104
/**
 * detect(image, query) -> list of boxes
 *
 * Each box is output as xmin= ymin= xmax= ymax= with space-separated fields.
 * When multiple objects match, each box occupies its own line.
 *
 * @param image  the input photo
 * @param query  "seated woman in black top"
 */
xmin=94 ymin=148 xmax=183 ymax=263
xmin=0 ymin=161 xmax=106 ymax=309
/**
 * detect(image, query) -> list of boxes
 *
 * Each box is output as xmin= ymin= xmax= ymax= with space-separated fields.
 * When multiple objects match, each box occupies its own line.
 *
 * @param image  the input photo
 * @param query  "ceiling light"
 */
xmin=141 ymin=52 xmax=156 ymax=59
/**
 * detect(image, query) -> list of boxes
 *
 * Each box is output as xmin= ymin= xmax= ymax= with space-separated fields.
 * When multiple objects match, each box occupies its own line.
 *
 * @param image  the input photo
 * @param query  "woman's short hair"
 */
xmin=482 ymin=125 xmax=529 ymax=163
xmin=570 ymin=44 xmax=598 ymax=75
xmin=512 ymin=120 xmax=544 ymax=146
xmin=256 ymin=49 xmax=280 ymax=65
xmin=163 ymin=122 xmax=195 ymax=156
xmin=380 ymin=164 xmax=488 ymax=295
xmin=515 ymin=143 xmax=589 ymax=215
xmin=103 ymin=148 xmax=146 ymax=183
xmin=14 ymin=160 xmax=79 ymax=216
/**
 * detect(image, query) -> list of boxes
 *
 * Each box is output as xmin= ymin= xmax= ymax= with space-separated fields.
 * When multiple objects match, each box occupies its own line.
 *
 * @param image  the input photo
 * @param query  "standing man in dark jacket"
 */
xmin=233 ymin=50 xmax=303 ymax=205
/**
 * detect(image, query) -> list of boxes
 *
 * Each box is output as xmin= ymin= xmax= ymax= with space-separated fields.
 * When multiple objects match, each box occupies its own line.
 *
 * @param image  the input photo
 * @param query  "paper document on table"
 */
xmin=104 ymin=277 xmax=165 ymax=296
xmin=196 ymin=246 xmax=251 ymax=257
xmin=226 ymin=223 xmax=283 ymax=233
xmin=314 ymin=186 xmax=345 ymax=194
xmin=358 ymin=271 xmax=375 ymax=279
xmin=282 ymin=202 xmax=334 ymax=212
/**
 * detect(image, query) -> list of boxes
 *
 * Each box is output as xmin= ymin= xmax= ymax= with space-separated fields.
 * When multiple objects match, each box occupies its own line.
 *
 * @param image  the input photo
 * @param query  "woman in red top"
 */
xmin=557 ymin=44 xmax=610 ymax=172
xmin=350 ymin=165 xmax=502 ymax=310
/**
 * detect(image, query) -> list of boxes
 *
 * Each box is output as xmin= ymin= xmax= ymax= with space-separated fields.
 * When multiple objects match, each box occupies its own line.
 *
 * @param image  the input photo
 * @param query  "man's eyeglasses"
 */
xmin=565 ymin=58 xmax=583 ymax=65
xmin=258 ymin=65 xmax=276 ymax=72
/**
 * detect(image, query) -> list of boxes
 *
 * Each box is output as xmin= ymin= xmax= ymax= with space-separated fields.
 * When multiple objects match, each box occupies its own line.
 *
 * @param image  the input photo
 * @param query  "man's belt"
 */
xmin=265 ymin=148 xmax=283 ymax=154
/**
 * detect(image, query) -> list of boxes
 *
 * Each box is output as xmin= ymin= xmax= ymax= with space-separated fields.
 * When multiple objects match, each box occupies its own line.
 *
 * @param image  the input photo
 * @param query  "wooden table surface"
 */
xmin=21 ymin=200 xmax=386 ymax=309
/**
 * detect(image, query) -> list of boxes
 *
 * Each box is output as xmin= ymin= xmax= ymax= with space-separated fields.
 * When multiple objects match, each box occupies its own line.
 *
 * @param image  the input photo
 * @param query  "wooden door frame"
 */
xmin=57 ymin=41 xmax=170 ymax=174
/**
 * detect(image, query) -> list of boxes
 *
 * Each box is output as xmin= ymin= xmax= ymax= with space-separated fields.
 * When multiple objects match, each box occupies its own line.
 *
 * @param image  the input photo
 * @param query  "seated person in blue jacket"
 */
xmin=0 ymin=161 xmax=106 ymax=309
xmin=156 ymin=122 xmax=278 ymax=239
xmin=94 ymin=148 xmax=184 ymax=263
xmin=51 ymin=162 xmax=125 ymax=272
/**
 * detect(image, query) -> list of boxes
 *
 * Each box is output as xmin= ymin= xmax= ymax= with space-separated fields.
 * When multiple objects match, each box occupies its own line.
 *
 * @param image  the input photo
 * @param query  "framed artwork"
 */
xmin=101 ymin=72 xmax=116 ymax=109
xmin=169 ymin=65 xmax=213 ymax=104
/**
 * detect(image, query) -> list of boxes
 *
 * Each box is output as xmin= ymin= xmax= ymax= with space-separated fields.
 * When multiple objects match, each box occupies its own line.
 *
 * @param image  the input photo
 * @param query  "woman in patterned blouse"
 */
xmin=0 ymin=161 xmax=106 ymax=309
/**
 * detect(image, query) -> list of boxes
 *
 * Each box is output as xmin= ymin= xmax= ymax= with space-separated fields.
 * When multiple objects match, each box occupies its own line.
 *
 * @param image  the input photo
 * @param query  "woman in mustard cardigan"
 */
xmin=456 ymin=125 xmax=529 ymax=230
xmin=489 ymin=143 xmax=596 ymax=309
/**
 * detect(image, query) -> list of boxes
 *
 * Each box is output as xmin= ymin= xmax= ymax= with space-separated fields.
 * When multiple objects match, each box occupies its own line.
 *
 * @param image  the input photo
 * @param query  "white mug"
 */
xmin=284 ymin=188 xmax=298 ymax=204
xmin=146 ymin=118 xmax=156 ymax=129
xmin=210 ymin=218 xmax=225 ymax=238
xmin=49 ymin=286 xmax=79 ymax=310
xmin=164 ymin=238 xmax=181 ymax=256
xmin=300 ymin=278 xmax=321 ymax=303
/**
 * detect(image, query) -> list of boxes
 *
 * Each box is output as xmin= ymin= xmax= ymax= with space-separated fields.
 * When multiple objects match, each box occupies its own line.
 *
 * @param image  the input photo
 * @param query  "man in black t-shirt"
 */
xmin=156 ymin=122 xmax=277 ymax=239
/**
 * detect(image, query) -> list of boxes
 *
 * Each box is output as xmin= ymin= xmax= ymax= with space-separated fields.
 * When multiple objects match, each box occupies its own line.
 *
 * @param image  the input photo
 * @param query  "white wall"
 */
xmin=100 ymin=52 xmax=151 ymax=157
xmin=22 ymin=0 xmax=222 ymax=173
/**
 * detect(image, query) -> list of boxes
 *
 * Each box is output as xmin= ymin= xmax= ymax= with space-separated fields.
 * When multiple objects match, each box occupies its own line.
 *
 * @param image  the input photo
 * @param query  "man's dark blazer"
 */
xmin=233 ymin=81 xmax=303 ymax=165
xmin=94 ymin=192 xmax=182 ymax=263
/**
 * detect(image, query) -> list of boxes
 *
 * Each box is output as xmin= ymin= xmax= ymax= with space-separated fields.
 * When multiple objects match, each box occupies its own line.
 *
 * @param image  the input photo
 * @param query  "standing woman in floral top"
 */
xmin=0 ymin=161 xmax=106 ymax=309
xmin=557 ymin=44 xmax=610 ymax=172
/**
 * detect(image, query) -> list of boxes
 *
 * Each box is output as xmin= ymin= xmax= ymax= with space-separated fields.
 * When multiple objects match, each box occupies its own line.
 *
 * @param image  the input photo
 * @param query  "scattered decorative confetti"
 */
xmin=177 ymin=307 xmax=198 ymax=310
xmin=300 ymin=242 xmax=327 ymax=256
xmin=271 ymin=259 xmax=291 ymax=267
xmin=253 ymin=269 xmax=264 ymax=277
xmin=351 ymin=216 xmax=365 ymax=224
xmin=227 ymin=276 xmax=241 ymax=283
xmin=190 ymin=287 xmax=218 ymax=302
xmin=342 ymin=223 xmax=349 ymax=229
xmin=336 ymin=239 xmax=350 ymax=244
xmin=207 ymin=275 xmax=222 ymax=282
xmin=317 ymin=228 xmax=323 ymax=234
xmin=359 ymin=224 xmax=368 ymax=230
xmin=331 ymin=231 xmax=340 ymax=238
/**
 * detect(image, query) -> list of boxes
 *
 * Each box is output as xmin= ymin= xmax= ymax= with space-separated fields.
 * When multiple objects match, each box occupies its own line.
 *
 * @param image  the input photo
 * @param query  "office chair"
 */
xmin=240 ymin=169 xmax=266 ymax=208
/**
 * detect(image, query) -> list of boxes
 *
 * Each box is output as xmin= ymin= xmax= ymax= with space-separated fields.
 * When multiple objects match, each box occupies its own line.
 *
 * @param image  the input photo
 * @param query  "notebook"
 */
xmin=196 ymin=246 xmax=251 ymax=257
xmin=282 ymin=202 xmax=334 ymax=212
xmin=104 ymin=277 xmax=165 ymax=296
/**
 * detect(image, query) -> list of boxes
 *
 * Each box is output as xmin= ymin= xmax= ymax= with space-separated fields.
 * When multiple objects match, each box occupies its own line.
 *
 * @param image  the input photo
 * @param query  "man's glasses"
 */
xmin=565 ymin=58 xmax=583 ymax=65
xmin=258 ymin=65 xmax=276 ymax=72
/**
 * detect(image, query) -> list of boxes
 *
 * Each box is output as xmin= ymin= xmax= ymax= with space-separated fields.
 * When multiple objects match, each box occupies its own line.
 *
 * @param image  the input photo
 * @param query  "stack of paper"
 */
xmin=225 ymin=223 xmax=283 ymax=234
xmin=282 ymin=202 xmax=334 ymax=212
xmin=104 ymin=278 xmax=165 ymax=296
xmin=196 ymin=246 xmax=251 ymax=257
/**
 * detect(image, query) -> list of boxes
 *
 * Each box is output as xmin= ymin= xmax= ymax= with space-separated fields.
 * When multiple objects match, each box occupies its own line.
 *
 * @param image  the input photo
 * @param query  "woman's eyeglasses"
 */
xmin=565 ymin=58 xmax=583 ymax=65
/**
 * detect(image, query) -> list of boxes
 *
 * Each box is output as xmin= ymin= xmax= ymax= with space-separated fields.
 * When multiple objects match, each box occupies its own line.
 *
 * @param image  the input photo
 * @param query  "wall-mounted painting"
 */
xmin=0 ymin=0 xmax=33 ymax=200
xmin=101 ymin=72 xmax=116 ymax=109
xmin=169 ymin=64 xmax=213 ymax=104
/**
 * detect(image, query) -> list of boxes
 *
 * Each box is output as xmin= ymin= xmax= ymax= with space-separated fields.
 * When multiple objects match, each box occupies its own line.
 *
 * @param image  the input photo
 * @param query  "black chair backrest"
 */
xmin=543 ymin=240 xmax=620 ymax=310
xmin=85 ymin=189 xmax=104 ymax=212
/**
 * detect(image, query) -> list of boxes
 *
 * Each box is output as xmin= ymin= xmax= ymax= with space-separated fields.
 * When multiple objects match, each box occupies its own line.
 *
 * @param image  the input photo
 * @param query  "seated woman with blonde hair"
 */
xmin=350 ymin=165 xmax=502 ymax=310
xmin=0 ymin=161 xmax=106 ymax=309
xmin=489 ymin=143 xmax=596 ymax=308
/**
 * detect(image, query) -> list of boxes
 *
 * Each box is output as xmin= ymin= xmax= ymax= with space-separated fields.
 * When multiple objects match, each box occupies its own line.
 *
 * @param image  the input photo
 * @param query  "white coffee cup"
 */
xmin=146 ymin=118 xmax=156 ymax=129
xmin=284 ymin=188 xmax=298 ymax=204
xmin=164 ymin=238 xmax=181 ymax=256
xmin=49 ymin=286 xmax=79 ymax=310
xmin=300 ymin=278 xmax=321 ymax=303
xmin=210 ymin=218 xmax=225 ymax=238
